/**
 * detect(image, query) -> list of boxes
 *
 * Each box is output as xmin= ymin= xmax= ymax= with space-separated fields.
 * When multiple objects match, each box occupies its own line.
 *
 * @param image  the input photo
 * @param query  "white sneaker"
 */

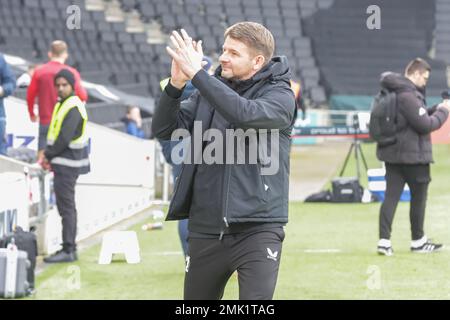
xmin=411 ymin=240 xmax=443 ymax=253
xmin=377 ymin=245 xmax=394 ymax=256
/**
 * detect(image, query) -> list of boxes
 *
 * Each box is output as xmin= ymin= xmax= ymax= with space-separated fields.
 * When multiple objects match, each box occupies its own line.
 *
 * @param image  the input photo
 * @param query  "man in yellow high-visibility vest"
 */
xmin=41 ymin=69 xmax=90 ymax=263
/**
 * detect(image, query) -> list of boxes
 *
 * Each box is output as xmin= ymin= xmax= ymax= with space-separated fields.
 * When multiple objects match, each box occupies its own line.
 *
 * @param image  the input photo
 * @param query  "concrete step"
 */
xmin=125 ymin=10 xmax=146 ymax=33
xmin=85 ymin=0 xmax=105 ymax=11
xmin=104 ymin=0 xmax=125 ymax=23
xmin=146 ymin=21 xmax=167 ymax=44
xmin=98 ymin=0 xmax=165 ymax=43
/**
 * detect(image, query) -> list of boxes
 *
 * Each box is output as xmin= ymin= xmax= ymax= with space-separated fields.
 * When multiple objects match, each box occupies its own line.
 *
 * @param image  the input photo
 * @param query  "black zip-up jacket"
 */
xmin=376 ymin=72 xmax=449 ymax=164
xmin=152 ymin=56 xmax=296 ymax=235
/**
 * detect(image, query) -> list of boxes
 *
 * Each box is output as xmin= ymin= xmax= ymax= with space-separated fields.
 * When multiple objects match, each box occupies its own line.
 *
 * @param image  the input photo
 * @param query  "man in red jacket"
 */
xmin=27 ymin=40 xmax=87 ymax=161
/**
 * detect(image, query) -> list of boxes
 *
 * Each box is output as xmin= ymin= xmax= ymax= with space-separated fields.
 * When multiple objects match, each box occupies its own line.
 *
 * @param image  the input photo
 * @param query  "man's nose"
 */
xmin=219 ymin=54 xmax=228 ymax=62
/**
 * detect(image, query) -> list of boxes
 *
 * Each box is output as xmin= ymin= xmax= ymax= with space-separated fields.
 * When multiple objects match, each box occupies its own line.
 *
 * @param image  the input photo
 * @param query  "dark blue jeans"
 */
xmin=0 ymin=118 xmax=7 ymax=155
xmin=158 ymin=138 xmax=188 ymax=256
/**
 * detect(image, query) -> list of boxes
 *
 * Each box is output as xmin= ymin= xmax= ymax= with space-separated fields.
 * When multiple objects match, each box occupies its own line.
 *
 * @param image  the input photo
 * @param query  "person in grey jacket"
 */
xmin=152 ymin=22 xmax=296 ymax=299
xmin=376 ymin=58 xmax=450 ymax=256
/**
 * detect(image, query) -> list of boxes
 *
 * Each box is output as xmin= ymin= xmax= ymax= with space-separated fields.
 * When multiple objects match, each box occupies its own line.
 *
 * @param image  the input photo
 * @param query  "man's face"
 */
xmin=411 ymin=70 xmax=430 ymax=89
xmin=55 ymin=77 xmax=73 ymax=100
xmin=219 ymin=37 xmax=261 ymax=81
xmin=128 ymin=107 xmax=141 ymax=121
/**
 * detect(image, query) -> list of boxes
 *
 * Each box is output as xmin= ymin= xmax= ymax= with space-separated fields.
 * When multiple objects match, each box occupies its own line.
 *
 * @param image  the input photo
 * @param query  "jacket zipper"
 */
xmin=219 ymin=166 xmax=232 ymax=240
xmin=218 ymin=83 xmax=266 ymax=239
xmin=167 ymin=164 xmax=185 ymax=219
xmin=219 ymin=217 xmax=229 ymax=241
xmin=219 ymin=125 xmax=233 ymax=240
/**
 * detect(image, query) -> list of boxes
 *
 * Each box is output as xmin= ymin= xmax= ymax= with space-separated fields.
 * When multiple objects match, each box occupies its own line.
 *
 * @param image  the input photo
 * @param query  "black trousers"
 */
xmin=379 ymin=163 xmax=430 ymax=241
xmin=184 ymin=228 xmax=285 ymax=300
xmin=53 ymin=172 xmax=79 ymax=253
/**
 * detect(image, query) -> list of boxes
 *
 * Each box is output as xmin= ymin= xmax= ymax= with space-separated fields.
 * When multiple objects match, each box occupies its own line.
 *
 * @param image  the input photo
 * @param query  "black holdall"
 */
xmin=304 ymin=190 xmax=333 ymax=203
xmin=331 ymin=177 xmax=363 ymax=203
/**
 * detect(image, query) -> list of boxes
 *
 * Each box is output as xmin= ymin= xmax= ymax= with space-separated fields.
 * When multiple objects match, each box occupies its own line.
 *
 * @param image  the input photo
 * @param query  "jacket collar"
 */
xmin=57 ymin=93 xmax=75 ymax=104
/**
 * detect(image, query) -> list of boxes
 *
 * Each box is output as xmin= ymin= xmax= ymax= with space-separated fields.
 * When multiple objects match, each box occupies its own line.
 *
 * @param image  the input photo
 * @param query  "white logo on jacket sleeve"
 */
xmin=267 ymin=248 xmax=278 ymax=261
xmin=185 ymin=256 xmax=190 ymax=273
xmin=419 ymin=107 xmax=426 ymax=116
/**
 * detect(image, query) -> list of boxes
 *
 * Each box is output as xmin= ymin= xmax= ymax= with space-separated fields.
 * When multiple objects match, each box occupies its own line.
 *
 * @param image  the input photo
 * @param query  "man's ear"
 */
xmin=253 ymin=55 xmax=266 ymax=71
xmin=47 ymin=52 xmax=52 ymax=60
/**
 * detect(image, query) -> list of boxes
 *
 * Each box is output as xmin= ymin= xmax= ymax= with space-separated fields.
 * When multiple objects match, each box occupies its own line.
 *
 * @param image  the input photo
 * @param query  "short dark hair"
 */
xmin=405 ymin=58 xmax=431 ymax=76
xmin=50 ymin=40 xmax=68 ymax=57
xmin=224 ymin=22 xmax=274 ymax=63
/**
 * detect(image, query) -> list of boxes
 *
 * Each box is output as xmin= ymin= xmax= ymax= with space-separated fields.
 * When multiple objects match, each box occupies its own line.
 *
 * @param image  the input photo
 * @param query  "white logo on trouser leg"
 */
xmin=185 ymin=256 xmax=190 ymax=273
xmin=267 ymin=248 xmax=278 ymax=261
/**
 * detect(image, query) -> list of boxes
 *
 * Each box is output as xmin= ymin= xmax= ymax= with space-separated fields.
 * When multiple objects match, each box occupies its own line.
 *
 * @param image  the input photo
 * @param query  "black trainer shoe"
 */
xmin=377 ymin=245 xmax=394 ymax=256
xmin=411 ymin=241 xmax=443 ymax=253
xmin=43 ymin=250 xmax=78 ymax=263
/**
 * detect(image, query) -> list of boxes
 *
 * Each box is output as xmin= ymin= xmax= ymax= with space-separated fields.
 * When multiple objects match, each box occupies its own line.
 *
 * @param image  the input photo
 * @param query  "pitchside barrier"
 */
xmin=295 ymin=107 xmax=450 ymax=145
xmin=2 ymin=97 xmax=157 ymax=255
xmin=292 ymin=109 xmax=371 ymax=141
xmin=368 ymin=167 xmax=411 ymax=202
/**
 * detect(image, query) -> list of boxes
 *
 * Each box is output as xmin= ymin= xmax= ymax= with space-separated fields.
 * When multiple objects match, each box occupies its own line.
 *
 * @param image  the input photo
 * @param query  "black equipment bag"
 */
xmin=331 ymin=177 xmax=363 ymax=203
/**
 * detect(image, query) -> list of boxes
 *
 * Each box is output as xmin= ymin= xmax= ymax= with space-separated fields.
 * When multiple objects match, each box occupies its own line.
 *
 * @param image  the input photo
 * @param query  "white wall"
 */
xmin=3 ymin=97 xmax=156 ymax=254
xmin=0 ymin=172 xmax=29 ymax=236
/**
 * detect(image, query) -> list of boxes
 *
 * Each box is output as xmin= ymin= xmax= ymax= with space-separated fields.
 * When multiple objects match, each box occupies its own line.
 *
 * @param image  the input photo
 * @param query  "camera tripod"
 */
xmin=338 ymin=119 xmax=368 ymax=181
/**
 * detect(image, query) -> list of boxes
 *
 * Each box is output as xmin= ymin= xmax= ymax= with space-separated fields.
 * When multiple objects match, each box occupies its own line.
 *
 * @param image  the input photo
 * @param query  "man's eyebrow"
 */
xmin=226 ymin=48 xmax=239 ymax=54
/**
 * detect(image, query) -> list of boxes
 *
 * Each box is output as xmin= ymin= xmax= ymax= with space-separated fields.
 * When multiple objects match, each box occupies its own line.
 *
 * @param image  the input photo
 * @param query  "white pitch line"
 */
xmin=150 ymin=251 xmax=183 ymax=256
xmin=303 ymin=249 xmax=342 ymax=253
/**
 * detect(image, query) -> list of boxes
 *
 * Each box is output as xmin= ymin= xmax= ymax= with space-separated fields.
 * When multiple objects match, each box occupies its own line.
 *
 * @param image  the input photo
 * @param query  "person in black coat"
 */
xmin=152 ymin=22 xmax=296 ymax=299
xmin=376 ymin=58 xmax=450 ymax=256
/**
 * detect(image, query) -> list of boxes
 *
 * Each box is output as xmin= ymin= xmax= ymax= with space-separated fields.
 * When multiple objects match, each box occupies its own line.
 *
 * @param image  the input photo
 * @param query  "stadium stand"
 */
xmin=0 ymin=0 xmax=344 ymax=115
xmin=302 ymin=0 xmax=447 ymax=103
xmin=0 ymin=0 xmax=169 ymax=98
xmin=435 ymin=0 xmax=450 ymax=65
xmin=1 ymin=0 xmax=448 ymax=120
xmin=0 ymin=0 xmax=158 ymax=135
xmin=126 ymin=0 xmax=327 ymax=104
